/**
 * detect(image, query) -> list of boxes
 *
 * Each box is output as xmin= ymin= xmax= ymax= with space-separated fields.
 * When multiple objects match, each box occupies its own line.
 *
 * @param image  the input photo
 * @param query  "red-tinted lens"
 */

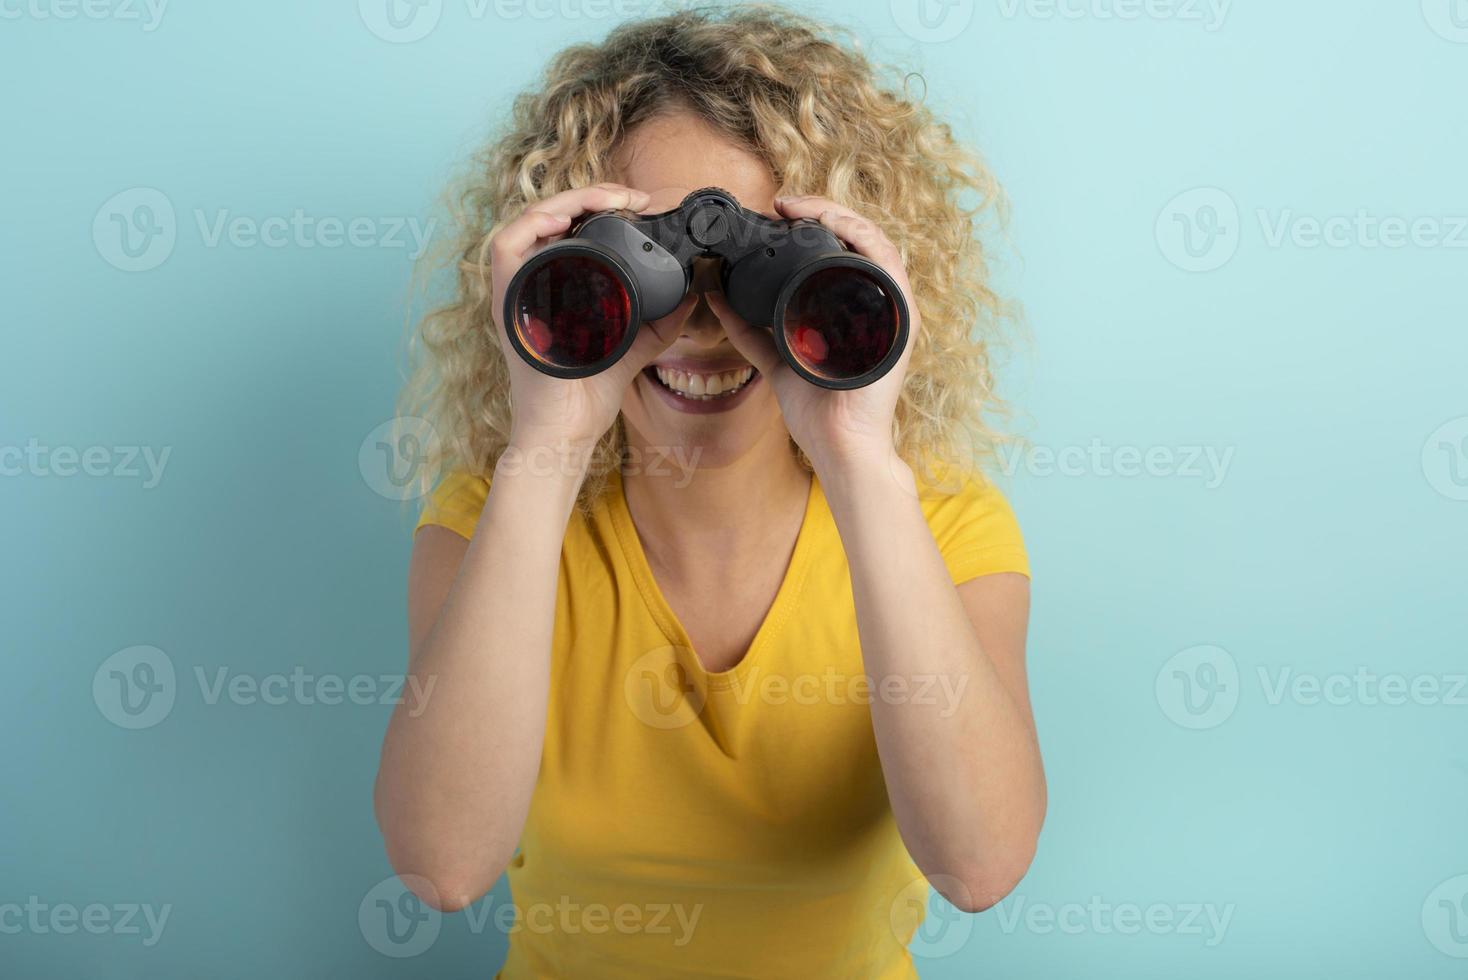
xmin=513 ymin=254 xmax=632 ymax=370
xmin=781 ymin=266 xmax=899 ymax=382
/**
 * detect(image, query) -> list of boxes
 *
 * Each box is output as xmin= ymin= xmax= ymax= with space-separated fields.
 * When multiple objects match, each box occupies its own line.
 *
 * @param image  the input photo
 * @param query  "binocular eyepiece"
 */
xmin=502 ymin=187 xmax=909 ymax=389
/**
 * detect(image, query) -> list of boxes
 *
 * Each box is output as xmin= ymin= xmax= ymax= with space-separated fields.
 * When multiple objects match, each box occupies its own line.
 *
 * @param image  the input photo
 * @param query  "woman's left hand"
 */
xmin=709 ymin=194 xmax=918 ymax=477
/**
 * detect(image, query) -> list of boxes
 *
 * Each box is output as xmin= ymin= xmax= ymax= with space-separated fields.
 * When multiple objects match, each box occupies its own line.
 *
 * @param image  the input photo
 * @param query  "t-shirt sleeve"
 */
xmin=415 ymin=470 xmax=491 ymax=540
xmin=920 ymin=474 xmax=1029 ymax=583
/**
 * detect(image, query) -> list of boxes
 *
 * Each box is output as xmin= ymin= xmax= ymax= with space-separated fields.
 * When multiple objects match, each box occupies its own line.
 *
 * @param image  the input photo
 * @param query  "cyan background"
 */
xmin=3 ymin=1 xmax=1466 ymax=977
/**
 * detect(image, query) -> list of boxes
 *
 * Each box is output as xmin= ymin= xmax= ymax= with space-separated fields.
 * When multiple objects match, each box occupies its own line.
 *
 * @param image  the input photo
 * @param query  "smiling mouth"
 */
xmin=644 ymin=364 xmax=757 ymax=401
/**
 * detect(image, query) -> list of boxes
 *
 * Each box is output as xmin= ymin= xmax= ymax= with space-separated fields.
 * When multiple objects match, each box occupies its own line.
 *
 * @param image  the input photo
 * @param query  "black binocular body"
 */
xmin=502 ymin=187 xmax=909 ymax=389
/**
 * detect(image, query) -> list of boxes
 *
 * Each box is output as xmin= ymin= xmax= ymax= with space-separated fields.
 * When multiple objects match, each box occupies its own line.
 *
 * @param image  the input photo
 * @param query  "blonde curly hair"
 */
xmin=400 ymin=3 xmax=1016 ymax=509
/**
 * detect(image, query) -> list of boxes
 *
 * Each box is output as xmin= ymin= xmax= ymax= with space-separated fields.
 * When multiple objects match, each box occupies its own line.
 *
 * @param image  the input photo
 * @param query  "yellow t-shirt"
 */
xmin=416 ymin=466 xmax=1028 ymax=979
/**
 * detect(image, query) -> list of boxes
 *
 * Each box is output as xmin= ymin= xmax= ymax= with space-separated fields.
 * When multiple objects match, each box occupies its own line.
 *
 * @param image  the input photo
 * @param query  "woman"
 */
xmin=374 ymin=7 xmax=1046 ymax=977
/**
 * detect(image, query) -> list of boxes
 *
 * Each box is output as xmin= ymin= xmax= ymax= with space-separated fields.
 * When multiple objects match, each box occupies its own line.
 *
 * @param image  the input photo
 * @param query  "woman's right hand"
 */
xmin=489 ymin=183 xmax=679 ymax=454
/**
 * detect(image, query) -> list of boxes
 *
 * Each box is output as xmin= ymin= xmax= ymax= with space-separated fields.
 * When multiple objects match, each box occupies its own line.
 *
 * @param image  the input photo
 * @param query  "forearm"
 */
xmin=374 ymin=455 xmax=583 ymax=910
xmin=820 ymin=453 xmax=1045 ymax=911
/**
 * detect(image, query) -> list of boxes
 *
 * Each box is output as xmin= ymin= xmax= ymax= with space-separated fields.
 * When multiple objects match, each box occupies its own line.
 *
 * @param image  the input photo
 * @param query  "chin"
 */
xmin=622 ymin=370 xmax=783 ymax=474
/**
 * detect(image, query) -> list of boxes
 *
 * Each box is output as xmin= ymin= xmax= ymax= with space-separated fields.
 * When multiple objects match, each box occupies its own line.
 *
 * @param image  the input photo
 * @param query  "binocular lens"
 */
xmin=781 ymin=266 xmax=901 ymax=383
xmin=512 ymin=255 xmax=632 ymax=370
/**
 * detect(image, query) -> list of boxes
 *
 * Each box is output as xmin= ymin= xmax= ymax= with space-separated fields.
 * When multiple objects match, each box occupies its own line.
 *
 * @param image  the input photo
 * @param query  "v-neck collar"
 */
xmin=605 ymin=467 xmax=822 ymax=690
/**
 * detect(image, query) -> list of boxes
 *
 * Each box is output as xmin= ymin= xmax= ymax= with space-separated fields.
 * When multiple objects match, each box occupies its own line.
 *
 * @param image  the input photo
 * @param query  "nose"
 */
xmin=689 ymin=256 xmax=722 ymax=293
xmin=676 ymin=258 xmax=728 ymax=346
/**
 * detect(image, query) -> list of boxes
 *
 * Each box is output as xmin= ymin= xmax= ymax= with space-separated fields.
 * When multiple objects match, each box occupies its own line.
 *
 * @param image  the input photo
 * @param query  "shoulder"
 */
xmin=416 ymin=470 xmax=492 ymax=540
xmin=915 ymin=468 xmax=1029 ymax=583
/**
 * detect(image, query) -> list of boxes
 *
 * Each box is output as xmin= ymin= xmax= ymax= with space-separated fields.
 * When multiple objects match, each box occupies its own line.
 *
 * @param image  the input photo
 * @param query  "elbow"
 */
xmin=939 ymin=867 xmax=1028 ymax=915
xmin=379 ymin=844 xmax=504 ymax=913
xmin=931 ymin=836 xmax=1040 ymax=914
xmin=403 ymin=873 xmax=491 ymax=915
xmin=374 ymin=788 xmax=506 ymax=913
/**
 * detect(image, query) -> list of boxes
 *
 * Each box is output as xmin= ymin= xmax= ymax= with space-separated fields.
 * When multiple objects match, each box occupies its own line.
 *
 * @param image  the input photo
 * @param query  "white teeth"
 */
xmin=652 ymin=365 xmax=755 ymax=400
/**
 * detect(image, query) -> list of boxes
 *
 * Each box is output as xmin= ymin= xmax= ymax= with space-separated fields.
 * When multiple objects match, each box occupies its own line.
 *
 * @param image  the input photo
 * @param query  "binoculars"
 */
xmin=502 ymin=187 xmax=909 ymax=389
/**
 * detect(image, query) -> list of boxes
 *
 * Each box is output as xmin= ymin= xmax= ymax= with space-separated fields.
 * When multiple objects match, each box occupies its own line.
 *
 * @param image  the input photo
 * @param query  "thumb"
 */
xmin=706 ymin=290 xmax=782 ymax=377
xmin=610 ymin=315 xmax=679 ymax=383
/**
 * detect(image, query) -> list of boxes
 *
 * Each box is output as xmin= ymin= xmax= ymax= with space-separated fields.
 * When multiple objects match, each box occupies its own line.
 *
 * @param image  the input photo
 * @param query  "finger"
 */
xmin=706 ymin=290 xmax=783 ymax=377
xmin=775 ymin=196 xmax=902 ymax=263
xmin=613 ymin=326 xmax=678 ymax=388
xmin=490 ymin=208 xmax=573 ymax=261
xmin=493 ymin=185 xmax=651 ymax=260
xmin=772 ymin=194 xmax=853 ymax=222
xmin=613 ymin=293 xmax=692 ymax=381
xmin=491 ymin=208 xmax=573 ymax=263
xmin=539 ymin=183 xmax=652 ymax=222
xmin=814 ymin=209 xmax=902 ymax=267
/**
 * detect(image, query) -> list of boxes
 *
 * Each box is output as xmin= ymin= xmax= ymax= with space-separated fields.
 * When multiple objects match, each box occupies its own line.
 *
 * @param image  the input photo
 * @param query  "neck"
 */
xmin=619 ymin=425 xmax=811 ymax=571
